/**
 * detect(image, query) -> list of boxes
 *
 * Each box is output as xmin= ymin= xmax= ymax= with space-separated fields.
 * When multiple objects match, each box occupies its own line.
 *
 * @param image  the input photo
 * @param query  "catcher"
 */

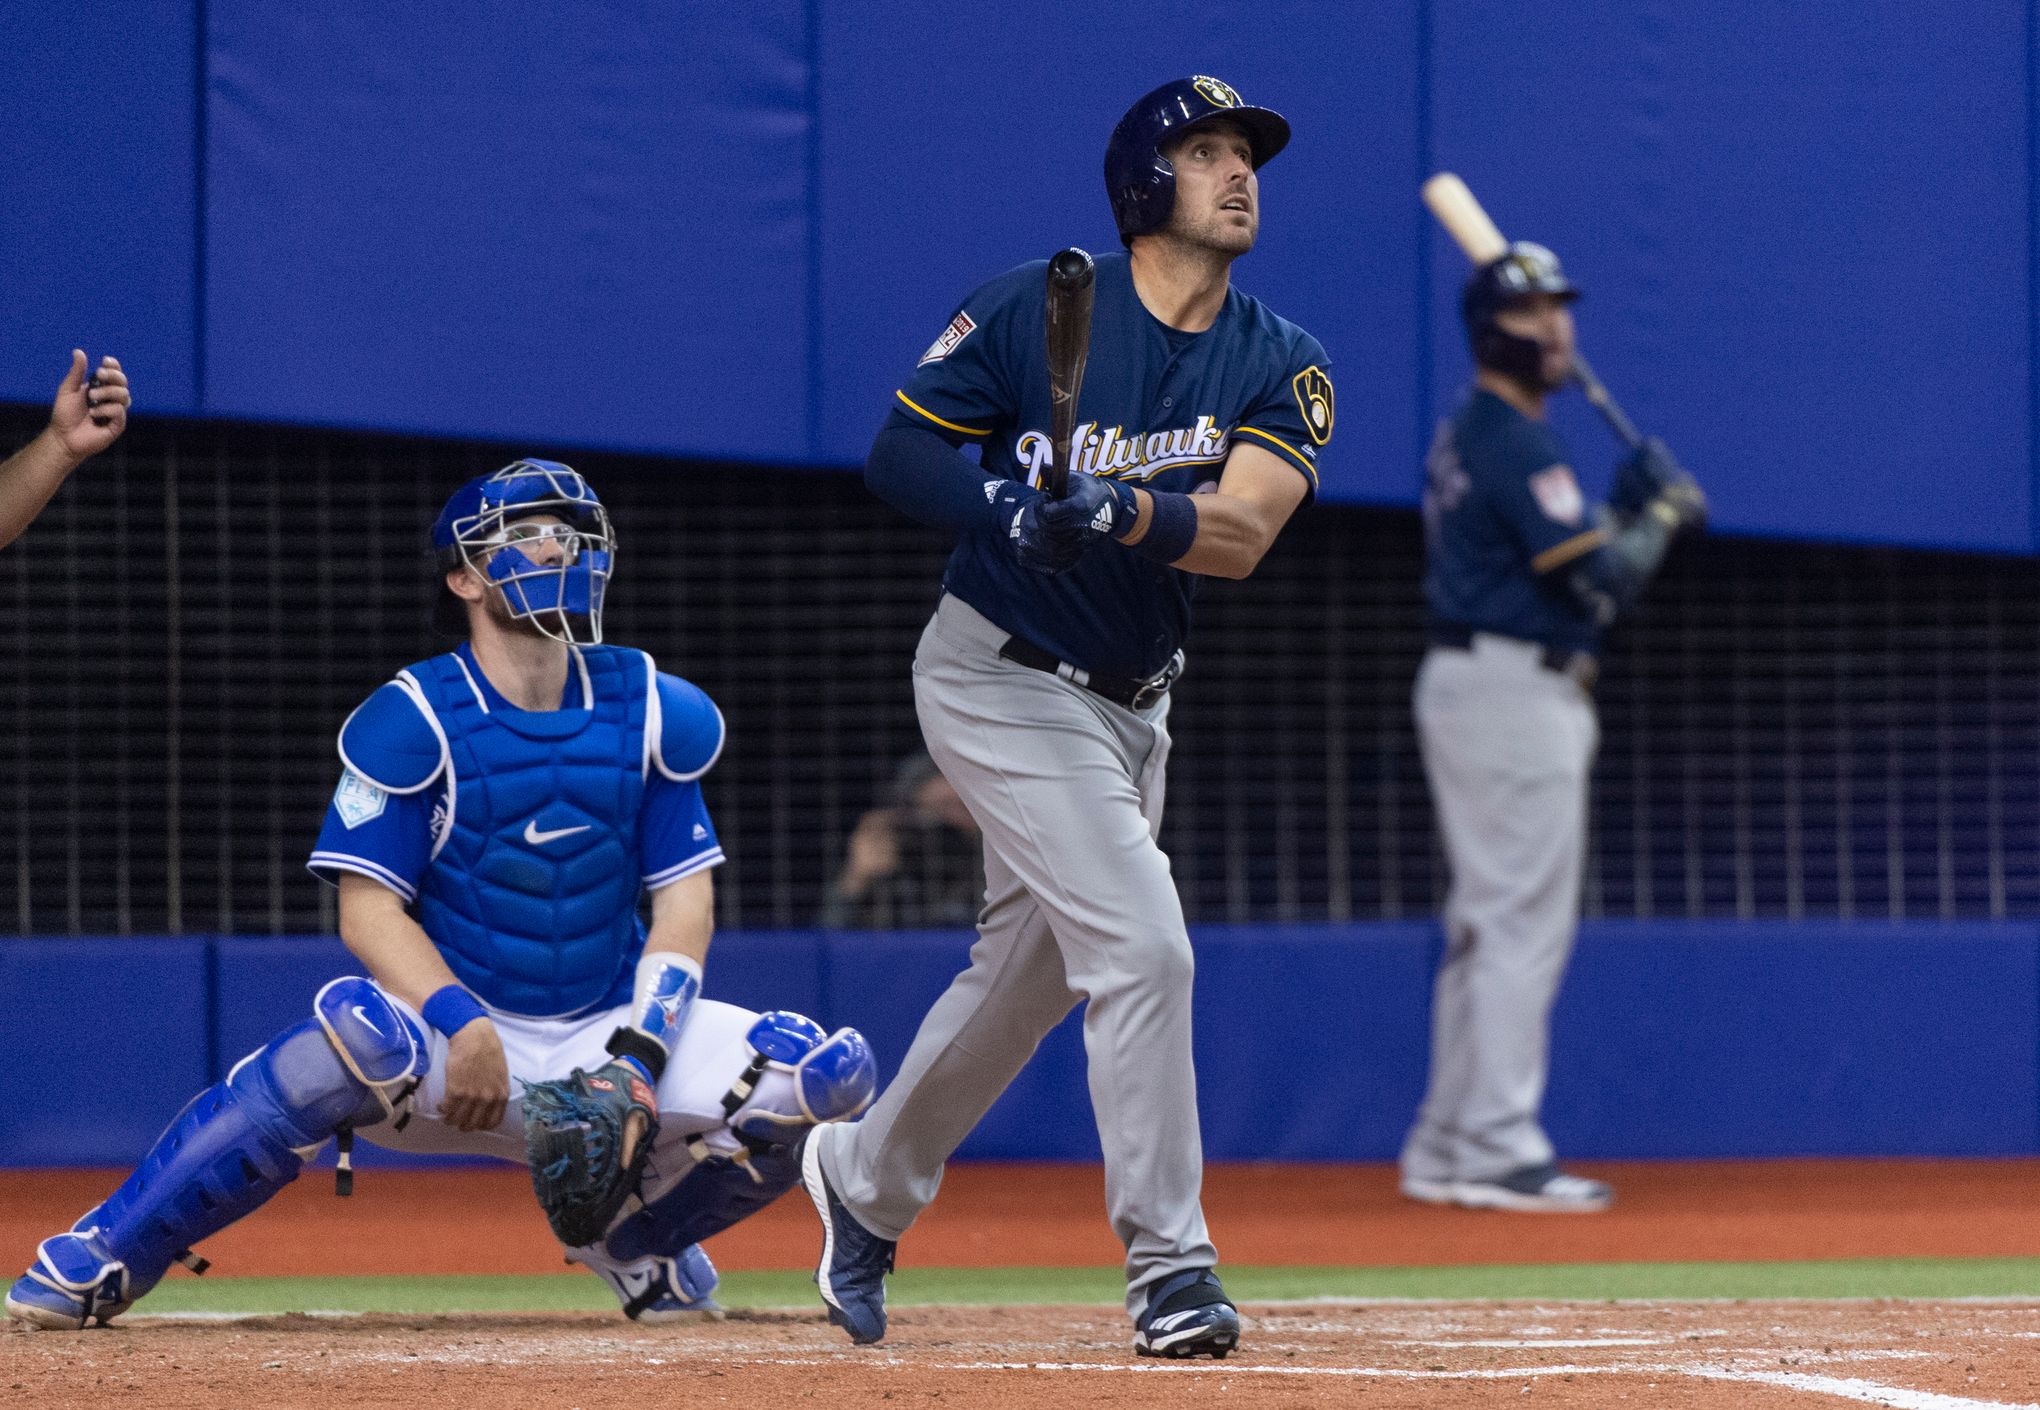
xmin=8 ymin=461 xmax=876 ymax=1330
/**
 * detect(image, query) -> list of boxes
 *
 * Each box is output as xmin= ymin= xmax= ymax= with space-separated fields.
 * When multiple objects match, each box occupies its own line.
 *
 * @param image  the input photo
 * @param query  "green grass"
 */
xmin=131 ymin=1257 xmax=2040 ymax=1317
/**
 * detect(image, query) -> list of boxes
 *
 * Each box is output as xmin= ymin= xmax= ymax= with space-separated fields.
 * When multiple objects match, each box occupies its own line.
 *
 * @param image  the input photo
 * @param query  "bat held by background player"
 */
xmin=1421 ymin=173 xmax=1646 ymax=454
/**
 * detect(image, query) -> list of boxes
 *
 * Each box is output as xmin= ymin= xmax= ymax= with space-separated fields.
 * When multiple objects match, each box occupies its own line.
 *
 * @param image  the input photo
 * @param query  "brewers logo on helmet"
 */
xmin=1103 ymin=76 xmax=1291 ymax=245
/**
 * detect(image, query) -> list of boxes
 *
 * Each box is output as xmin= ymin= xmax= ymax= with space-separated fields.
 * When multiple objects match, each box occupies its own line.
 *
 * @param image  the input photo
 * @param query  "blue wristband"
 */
xmin=1127 ymin=488 xmax=1199 ymax=565
xmin=422 ymin=984 xmax=488 ymax=1039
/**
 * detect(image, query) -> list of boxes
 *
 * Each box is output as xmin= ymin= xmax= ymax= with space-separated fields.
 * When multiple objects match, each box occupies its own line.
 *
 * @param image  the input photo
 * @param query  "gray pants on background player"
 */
xmin=1402 ymin=635 xmax=1598 ymax=1186
xmin=817 ymin=593 xmax=1217 ymax=1315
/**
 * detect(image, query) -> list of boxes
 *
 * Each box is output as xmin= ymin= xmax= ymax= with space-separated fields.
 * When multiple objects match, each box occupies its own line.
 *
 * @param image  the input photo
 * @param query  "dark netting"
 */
xmin=3 ymin=408 xmax=2034 ymax=934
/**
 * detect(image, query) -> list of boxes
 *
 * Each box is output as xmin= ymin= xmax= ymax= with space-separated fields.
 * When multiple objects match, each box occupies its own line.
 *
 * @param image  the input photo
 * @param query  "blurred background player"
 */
xmin=1402 ymin=243 xmax=1705 ymax=1213
xmin=819 ymin=750 xmax=983 ymax=931
xmin=801 ymin=75 xmax=1333 ymax=1359
xmin=0 ymin=350 xmax=130 ymax=550
xmin=7 ymin=460 xmax=875 ymax=1330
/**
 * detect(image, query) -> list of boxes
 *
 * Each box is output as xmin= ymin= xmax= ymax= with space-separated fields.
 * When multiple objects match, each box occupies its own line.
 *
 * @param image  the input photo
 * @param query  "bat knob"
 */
xmin=1048 ymin=247 xmax=1095 ymax=290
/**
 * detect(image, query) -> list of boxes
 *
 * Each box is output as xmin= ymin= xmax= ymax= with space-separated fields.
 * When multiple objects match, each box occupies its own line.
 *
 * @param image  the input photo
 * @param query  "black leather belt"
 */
xmin=1429 ymin=622 xmax=1599 ymax=692
xmin=998 ymin=637 xmax=1184 ymax=711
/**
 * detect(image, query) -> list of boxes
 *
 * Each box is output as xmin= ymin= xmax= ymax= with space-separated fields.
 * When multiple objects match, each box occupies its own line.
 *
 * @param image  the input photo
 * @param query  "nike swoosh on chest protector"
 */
xmin=524 ymin=819 xmax=593 ymax=845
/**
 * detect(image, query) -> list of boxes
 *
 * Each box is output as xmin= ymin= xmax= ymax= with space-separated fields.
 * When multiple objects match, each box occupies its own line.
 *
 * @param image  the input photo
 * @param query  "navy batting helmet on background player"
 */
xmin=801 ymin=75 xmax=1333 ymax=1359
xmin=7 ymin=462 xmax=876 ymax=1331
xmin=1402 ymin=243 xmax=1704 ymax=1213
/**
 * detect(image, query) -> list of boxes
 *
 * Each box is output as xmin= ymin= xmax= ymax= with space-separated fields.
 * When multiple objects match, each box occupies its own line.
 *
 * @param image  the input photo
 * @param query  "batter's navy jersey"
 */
xmin=891 ymin=250 xmax=1333 ymax=679
xmin=1421 ymin=388 xmax=1605 ymax=656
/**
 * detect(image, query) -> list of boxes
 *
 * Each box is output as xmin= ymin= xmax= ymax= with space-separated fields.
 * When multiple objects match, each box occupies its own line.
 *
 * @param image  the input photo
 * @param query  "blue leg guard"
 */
xmin=6 ymin=978 xmax=424 ymax=1329
xmin=604 ymin=1136 xmax=807 ymax=1262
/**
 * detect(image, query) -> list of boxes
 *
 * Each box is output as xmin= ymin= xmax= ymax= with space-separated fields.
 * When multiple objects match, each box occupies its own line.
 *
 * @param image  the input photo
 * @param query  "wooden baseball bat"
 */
xmin=1421 ymin=173 xmax=1644 ymax=450
xmin=1043 ymin=247 xmax=1096 ymax=499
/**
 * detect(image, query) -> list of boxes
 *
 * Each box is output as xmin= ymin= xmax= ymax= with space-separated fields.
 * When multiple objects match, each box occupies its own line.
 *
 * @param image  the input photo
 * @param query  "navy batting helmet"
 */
xmin=1104 ymin=76 xmax=1290 ymax=245
xmin=1461 ymin=241 xmax=1580 ymax=385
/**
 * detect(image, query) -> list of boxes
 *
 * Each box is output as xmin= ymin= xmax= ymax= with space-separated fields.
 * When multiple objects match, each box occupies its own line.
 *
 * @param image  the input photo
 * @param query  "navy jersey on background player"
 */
xmin=1421 ymin=388 xmax=1604 ymax=658
xmin=892 ymin=250 xmax=1332 ymax=678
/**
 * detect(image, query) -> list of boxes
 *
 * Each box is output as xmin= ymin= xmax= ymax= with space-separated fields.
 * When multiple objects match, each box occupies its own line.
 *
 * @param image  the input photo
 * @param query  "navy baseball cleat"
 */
xmin=802 ymin=1126 xmax=894 ymax=1345
xmin=571 ymin=1240 xmax=725 ymax=1323
xmin=7 ymin=1229 xmax=133 ymax=1330
xmin=1134 ymin=1268 xmax=1240 ymax=1359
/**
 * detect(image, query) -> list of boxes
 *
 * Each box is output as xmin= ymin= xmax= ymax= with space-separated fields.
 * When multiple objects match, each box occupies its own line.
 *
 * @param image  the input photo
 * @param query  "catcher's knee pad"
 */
xmin=65 ymin=977 xmax=425 ymax=1314
xmin=721 ymin=1011 xmax=878 ymax=1148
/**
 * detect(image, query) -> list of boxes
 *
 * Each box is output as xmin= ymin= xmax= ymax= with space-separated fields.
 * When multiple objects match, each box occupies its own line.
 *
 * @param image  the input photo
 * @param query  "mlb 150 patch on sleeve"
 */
xmin=919 ymin=312 xmax=977 ymax=366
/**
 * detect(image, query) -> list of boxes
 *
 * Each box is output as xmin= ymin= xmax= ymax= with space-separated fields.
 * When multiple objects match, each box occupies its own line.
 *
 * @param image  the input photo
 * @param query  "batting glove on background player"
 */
xmin=1613 ymin=437 xmax=1707 ymax=531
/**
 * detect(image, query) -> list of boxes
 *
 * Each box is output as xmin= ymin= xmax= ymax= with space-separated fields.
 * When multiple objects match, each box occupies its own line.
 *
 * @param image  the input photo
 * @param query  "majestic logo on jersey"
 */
xmin=1015 ymin=416 xmax=1229 ymax=485
xmin=1192 ymin=76 xmax=1242 ymax=109
xmin=918 ymin=312 xmax=977 ymax=366
xmin=333 ymin=770 xmax=388 ymax=830
xmin=1292 ymin=366 xmax=1334 ymax=445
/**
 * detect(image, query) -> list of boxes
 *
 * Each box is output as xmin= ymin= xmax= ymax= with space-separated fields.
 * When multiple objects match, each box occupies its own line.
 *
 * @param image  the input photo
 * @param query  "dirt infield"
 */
xmin=9 ymin=1158 xmax=2040 ymax=1277
xmin=13 ymin=1300 xmax=2040 ymax=1410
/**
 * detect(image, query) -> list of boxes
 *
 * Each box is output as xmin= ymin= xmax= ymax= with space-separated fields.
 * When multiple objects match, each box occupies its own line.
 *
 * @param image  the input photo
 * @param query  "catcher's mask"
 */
xmin=431 ymin=460 xmax=614 ymax=645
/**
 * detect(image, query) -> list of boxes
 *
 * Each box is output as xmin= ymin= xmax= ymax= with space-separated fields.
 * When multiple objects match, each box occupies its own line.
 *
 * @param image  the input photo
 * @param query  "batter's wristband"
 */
xmin=421 ymin=984 xmax=488 ymax=1039
xmin=1126 ymin=488 xmax=1199 ymax=565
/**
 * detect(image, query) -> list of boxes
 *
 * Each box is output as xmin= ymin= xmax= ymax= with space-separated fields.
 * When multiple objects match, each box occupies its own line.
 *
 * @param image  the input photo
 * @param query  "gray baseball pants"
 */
xmin=1402 ymin=635 xmax=1599 ymax=1184
xmin=818 ymin=592 xmax=1217 ymax=1316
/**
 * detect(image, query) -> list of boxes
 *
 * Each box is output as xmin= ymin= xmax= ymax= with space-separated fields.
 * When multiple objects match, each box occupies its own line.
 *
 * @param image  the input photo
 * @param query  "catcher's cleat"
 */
xmin=1449 ymin=1164 xmax=1613 ymax=1213
xmin=1133 ymin=1269 xmax=1240 ymax=1360
xmin=7 ymin=1229 xmax=132 ymax=1330
xmin=571 ymin=1240 xmax=725 ymax=1324
xmin=802 ymin=1126 xmax=894 ymax=1345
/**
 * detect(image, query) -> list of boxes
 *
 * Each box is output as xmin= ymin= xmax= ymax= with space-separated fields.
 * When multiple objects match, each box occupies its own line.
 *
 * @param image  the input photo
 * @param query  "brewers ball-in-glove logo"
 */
xmin=1192 ymin=76 xmax=1242 ymax=108
xmin=1292 ymin=366 xmax=1335 ymax=446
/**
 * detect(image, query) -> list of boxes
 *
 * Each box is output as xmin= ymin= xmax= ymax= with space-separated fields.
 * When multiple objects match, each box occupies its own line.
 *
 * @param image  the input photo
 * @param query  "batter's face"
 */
xmin=1159 ymin=120 xmax=1258 ymax=255
xmin=1495 ymin=295 xmax=1577 ymax=390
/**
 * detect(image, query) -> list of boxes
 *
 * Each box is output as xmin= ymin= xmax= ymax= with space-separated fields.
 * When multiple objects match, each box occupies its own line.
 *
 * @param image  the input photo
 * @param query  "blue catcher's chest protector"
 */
xmin=407 ymin=646 xmax=650 ymax=1016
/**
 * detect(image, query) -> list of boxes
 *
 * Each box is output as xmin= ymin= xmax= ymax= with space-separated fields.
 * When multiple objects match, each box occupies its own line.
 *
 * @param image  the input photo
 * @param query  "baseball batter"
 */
xmin=802 ymin=76 xmax=1333 ymax=1359
xmin=1402 ymin=244 xmax=1703 ymax=1212
xmin=7 ymin=461 xmax=875 ymax=1330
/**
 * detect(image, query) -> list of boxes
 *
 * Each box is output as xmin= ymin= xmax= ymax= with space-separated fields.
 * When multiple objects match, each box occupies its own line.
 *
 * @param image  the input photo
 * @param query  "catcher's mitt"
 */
xmin=522 ymin=1062 xmax=660 ymax=1248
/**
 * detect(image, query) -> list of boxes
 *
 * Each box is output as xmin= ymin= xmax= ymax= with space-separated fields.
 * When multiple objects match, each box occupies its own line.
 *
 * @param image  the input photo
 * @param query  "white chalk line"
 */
xmin=1397 ymin=1335 xmax=1668 ymax=1347
xmin=58 ymin=1327 xmax=2040 ymax=1408
xmin=783 ymin=1357 xmax=2040 ymax=1408
xmin=1688 ymin=1367 xmax=2040 ymax=1410
xmin=122 ymin=1293 xmax=2040 ymax=1324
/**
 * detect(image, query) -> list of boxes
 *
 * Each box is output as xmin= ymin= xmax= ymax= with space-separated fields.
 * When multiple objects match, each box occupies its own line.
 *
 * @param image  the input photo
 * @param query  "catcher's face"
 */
xmin=448 ymin=512 xmax=587 ymax=640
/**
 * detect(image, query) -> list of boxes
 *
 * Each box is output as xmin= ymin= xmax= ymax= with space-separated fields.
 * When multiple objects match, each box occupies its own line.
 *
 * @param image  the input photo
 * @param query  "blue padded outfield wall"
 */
xmin=4 ymin=922 xmax=2035 ymax=1167
xmin=2 ymin=2 xmax=2035 ymax=551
